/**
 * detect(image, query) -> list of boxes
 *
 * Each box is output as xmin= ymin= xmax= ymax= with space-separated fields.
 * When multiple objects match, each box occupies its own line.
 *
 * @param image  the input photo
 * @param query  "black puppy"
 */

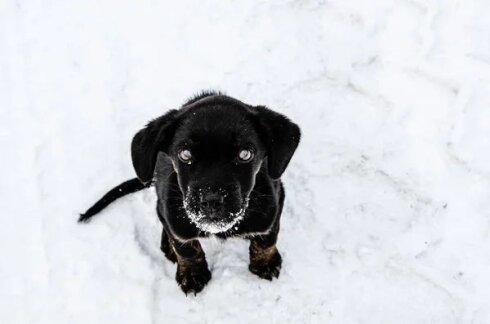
xmin=80 ymin=91 xmax=300 ymax=294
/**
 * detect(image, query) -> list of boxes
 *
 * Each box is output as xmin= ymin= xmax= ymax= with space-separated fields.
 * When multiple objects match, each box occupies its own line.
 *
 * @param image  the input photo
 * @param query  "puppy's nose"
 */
xmin=200 ymin=192 xmax=224 ymax=211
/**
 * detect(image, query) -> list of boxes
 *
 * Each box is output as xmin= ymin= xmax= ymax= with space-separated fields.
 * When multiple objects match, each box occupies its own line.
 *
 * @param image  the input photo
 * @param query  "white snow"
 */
xmin=2 ymin=0 xmax=490 ymax=323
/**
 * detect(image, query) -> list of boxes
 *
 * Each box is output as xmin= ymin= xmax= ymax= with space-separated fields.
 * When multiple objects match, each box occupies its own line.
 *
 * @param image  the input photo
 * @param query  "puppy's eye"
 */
xmin=238 ymin=149 xmax=254 ymax=162
xmin=178 ymin=149 xmax=193 ymax=164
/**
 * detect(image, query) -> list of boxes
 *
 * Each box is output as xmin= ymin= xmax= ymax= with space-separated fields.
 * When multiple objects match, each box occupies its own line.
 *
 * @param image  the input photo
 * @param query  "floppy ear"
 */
xmin=131 ymin=109 xmax=179 ymax=184
xmin=254 ymin=106 xmax=301 ymax=179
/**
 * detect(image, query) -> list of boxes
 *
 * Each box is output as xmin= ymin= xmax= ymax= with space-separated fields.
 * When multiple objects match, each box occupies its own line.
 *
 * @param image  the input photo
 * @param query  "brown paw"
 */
xmin=249 ymin=250 xmax=282 ymax=280
xmin=176 ymin=263 xmax=211 ymax=295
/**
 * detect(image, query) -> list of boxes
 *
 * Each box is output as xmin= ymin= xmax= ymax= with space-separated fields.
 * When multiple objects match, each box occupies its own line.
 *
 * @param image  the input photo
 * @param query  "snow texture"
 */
xmin=1 ymin=0 xmax=490 ymax=323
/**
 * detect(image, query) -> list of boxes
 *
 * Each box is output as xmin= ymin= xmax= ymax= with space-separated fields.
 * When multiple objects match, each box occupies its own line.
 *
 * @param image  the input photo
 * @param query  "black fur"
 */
xmin=182 ymin=90 xmax=226 ymax=106
xmin=80 ymin=92 xmax=300 ymax=294
xmin=79 ymin=178 xmax=150 ymax=222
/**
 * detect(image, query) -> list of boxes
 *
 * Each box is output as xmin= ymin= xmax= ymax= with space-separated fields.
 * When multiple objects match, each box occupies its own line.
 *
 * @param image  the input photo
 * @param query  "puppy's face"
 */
xmin=169 ymin=106 xmax=265 ymax=233
xmin=131 ymin=94 xmax=300 ymax=235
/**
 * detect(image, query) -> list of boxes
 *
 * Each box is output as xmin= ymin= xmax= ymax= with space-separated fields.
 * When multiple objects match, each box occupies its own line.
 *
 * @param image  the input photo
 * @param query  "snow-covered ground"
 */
xmin=2 ymin=0 xmax=490 ymax=323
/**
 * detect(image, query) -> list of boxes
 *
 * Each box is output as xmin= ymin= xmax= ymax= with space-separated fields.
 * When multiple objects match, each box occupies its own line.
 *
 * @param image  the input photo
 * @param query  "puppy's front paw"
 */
xmin=249 ymin=249 xmax=282 ymax=280
xmin=176 ymin=262 xmax=211 ymax=295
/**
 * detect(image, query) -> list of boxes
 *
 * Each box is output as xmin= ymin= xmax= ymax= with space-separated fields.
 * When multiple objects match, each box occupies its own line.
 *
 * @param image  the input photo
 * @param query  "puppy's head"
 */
xmin=131 ymin=94 xmax=300 ymax=234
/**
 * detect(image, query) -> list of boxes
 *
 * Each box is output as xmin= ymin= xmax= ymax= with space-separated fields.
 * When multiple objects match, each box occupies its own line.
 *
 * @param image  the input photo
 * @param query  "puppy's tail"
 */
xmin=78 ymin=178 xmax=151 ymax=223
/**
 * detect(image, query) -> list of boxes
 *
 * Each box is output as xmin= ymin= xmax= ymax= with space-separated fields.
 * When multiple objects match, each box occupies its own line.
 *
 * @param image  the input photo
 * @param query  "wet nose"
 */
xmin=200 ymin=192 xmax=224 ymax=211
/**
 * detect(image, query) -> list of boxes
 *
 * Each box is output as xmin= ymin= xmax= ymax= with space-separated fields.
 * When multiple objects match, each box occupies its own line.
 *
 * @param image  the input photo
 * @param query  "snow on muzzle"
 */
xmin=183 ymin=187 xmax=249 ymax=234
